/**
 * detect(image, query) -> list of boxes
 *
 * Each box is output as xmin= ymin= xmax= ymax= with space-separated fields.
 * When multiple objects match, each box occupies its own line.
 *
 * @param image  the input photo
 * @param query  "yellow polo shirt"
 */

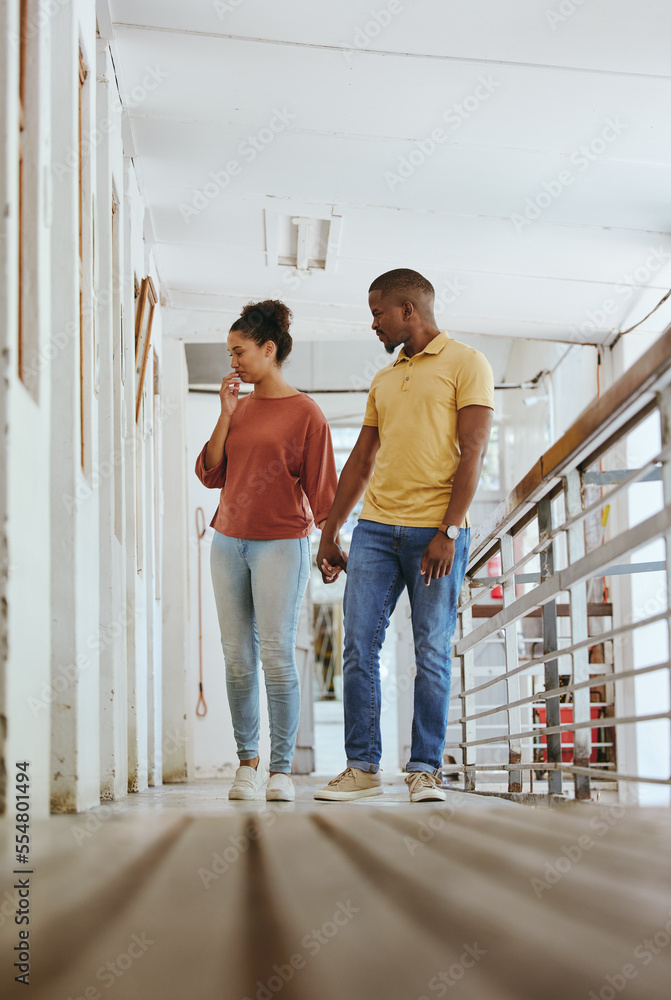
xmin=359 ymin=332 xmax=494 ymax=528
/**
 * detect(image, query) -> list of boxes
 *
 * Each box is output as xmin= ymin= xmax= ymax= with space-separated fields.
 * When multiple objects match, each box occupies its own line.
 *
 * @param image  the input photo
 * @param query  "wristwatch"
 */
xmin=438 ymin=523 xmax=460 ymax=540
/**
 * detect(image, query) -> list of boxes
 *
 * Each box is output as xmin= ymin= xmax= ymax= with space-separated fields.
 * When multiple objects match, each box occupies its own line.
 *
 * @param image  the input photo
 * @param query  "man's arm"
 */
xmin=419 ymin=405 xmax=493 ymax=586
xmin=317 ymin=425 xmax=380 ymax=582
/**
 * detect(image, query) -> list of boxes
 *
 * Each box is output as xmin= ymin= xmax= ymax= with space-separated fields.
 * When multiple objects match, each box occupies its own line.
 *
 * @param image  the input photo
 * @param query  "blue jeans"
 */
xmin=210 ymin=531 xmax=310 ymax=773
xmin=342 ymin=519 xmax=470 ymax=774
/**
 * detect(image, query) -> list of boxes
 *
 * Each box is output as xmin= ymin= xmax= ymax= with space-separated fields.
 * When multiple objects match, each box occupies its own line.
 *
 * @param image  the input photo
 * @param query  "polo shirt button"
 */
xmin=409 ymin=362 xmax=413 ymax=367
xmin=405 ymin=376 xmax=409 ymax=381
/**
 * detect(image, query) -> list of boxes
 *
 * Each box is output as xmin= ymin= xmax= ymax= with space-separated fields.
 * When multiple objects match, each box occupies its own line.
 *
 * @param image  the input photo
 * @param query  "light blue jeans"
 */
xmin=342 ymin=519 xmax=470 ymax=775
xmin=210 ymin=531 xmax=310 ymax=773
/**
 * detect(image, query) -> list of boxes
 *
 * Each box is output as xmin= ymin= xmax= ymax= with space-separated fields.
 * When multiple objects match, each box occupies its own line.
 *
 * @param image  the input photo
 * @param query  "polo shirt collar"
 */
xmin=393 ymin=330 xmax=450 ymax=366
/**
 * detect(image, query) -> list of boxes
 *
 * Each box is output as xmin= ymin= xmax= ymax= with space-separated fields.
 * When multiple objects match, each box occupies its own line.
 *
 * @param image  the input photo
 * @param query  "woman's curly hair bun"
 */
xmin=231 ymin=299 xmax=293 ymax=364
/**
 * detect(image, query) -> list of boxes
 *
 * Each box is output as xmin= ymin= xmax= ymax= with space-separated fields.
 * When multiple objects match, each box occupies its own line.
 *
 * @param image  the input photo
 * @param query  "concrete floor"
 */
xmin=1 ymin=778 xmax=670 ymax=1000
xmin=91 ymin=772 xmax=513 ymax=816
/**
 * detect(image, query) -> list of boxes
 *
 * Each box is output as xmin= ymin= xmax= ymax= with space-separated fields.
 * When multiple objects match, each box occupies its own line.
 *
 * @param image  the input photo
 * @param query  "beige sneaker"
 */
xmin=405 ymin=771 xmax=446 ymax=802
xmin=314 ymin=767 xmax=383 ymax=801
xmin=228 ymin=761 xmax=269 ymax=800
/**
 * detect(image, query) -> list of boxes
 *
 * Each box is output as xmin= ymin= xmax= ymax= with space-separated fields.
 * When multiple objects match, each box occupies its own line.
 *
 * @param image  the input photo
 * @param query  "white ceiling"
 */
xmin=105 ymin=0 xmax=671 ymax=398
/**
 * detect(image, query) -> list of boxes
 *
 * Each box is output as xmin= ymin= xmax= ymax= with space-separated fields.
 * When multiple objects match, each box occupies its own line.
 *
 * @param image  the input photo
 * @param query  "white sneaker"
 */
xmin=228 ymin=761 xmax=269 ymax=800
xmin=405 ymin=771 xmax=446 ymax=803
xmin=266 ymin=773 xmax=295 ymax=801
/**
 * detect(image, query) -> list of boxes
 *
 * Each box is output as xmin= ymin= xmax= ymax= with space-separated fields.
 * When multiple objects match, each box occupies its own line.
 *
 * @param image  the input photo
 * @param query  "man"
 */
xmin=314 ymin=268 xmax=494 ymax=803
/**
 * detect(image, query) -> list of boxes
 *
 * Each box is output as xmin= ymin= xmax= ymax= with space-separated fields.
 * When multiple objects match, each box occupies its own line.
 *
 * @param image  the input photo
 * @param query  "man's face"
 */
xmin=368 ymin=290 xmax=407 ymax=355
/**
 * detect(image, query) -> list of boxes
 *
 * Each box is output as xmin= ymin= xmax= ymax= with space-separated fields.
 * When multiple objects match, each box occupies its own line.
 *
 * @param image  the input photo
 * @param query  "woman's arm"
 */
xmin=299 ymin=420 xmax=339 ymax=529
xmin=194 ymin=372 xmax=239 ymax=487
xmin=204 ymin=412 xmax=231 ymax=471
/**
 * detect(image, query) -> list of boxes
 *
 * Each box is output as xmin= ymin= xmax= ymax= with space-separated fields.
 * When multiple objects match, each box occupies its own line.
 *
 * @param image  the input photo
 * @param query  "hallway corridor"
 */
xmin=1 ymin=778 xmax=670 ymax=1000
xmin=2 ymin=1 xmax=671 ymax=997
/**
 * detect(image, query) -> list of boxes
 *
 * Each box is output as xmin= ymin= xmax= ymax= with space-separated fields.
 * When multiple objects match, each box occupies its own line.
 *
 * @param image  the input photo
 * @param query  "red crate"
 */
xmin=534 ymin=704 xmax=603 ymax=763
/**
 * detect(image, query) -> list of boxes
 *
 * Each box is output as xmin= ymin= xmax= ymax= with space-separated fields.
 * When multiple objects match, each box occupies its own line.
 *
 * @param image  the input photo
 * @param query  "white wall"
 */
xmin=1 ymin=0 xmax=53 ymax=820
xmin=0 ymin=0 xmax=170 ymax=815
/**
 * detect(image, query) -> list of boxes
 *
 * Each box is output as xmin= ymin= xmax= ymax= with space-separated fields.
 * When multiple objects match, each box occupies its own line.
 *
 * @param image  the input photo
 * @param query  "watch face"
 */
xmin=446 ymin=525 xmax=460 ymax=539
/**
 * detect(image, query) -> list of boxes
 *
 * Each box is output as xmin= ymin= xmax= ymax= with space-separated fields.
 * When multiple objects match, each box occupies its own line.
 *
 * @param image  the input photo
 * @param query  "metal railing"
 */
xmin=448 ymin=327 xmax=671 ymax=802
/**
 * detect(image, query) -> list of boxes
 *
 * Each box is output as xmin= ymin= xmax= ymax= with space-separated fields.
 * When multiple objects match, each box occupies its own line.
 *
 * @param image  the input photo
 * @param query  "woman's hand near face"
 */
xmin=204 ymin=375 xmax=237 ymax=473
xmin=219 ymin=371 xmax=241 ymax=419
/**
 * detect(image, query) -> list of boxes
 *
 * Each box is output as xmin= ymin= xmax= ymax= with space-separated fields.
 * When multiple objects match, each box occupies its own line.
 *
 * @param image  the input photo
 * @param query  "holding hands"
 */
xmin=317 ymin=533 xmax=347 ymax=584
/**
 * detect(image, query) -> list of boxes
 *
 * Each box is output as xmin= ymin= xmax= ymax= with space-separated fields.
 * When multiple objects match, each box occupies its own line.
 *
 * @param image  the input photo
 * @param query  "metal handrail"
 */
xmin=460 ymin=445 xmax=669 ymax=610
xmin=468 ymin=327 xmax=671 ymax=570
xmin=453 ymin=324 xmax=671 ymax=803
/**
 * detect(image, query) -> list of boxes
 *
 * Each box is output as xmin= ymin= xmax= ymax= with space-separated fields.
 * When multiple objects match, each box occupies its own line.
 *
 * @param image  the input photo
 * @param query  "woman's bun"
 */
xmin=231 ymin=299 xmax=293 ymax=364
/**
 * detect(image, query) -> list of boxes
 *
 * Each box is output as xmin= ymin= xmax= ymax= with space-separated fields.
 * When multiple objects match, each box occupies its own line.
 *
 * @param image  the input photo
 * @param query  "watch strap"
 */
xmin=439 ymin=523 xmax=460 ymax=539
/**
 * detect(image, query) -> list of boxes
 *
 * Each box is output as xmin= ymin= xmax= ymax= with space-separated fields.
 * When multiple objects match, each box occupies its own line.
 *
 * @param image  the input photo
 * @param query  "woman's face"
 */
xmin=227 ymin=331 xmax=276 ymax=383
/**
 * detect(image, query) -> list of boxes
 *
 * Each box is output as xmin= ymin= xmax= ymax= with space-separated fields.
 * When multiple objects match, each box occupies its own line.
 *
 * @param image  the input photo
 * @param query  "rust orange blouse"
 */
xmin=195 ymin=393 xmax=338 ymax=540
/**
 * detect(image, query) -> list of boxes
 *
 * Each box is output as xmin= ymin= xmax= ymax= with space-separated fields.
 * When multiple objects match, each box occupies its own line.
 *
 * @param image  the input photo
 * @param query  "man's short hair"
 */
xmin=369 ymin=268 xmax=435 ymax=300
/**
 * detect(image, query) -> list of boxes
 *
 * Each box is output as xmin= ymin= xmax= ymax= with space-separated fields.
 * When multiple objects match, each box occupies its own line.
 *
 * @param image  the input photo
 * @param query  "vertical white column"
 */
xmin=0 ymin=0 xmax=54 ymax=818
xmin=144 ymin=334 xmax=163 ymax=788
xmin=129 ymin=405 xmax=149 ymax=791
xmin=152 ymin=345 xmax=164 ymax=785
xmin=49 ymin=1 xmax=100 ymax=813
xmin=161 ymin=339 xmax=191 ymax=782
xmin=122 ymin=160 xmax=147 ymax=793
xmin=96 ymin=38 xmax=128 ymax=800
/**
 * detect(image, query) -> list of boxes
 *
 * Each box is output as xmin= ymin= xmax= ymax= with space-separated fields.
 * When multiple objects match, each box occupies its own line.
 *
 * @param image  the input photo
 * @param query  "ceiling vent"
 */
xmin=265 ymin=208 xmax=342 ymax=274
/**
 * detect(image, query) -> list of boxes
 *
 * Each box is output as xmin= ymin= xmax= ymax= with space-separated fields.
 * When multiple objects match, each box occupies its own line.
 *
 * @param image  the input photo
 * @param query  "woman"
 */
xmin=195 ymin=300 xmax=339 ymax=801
